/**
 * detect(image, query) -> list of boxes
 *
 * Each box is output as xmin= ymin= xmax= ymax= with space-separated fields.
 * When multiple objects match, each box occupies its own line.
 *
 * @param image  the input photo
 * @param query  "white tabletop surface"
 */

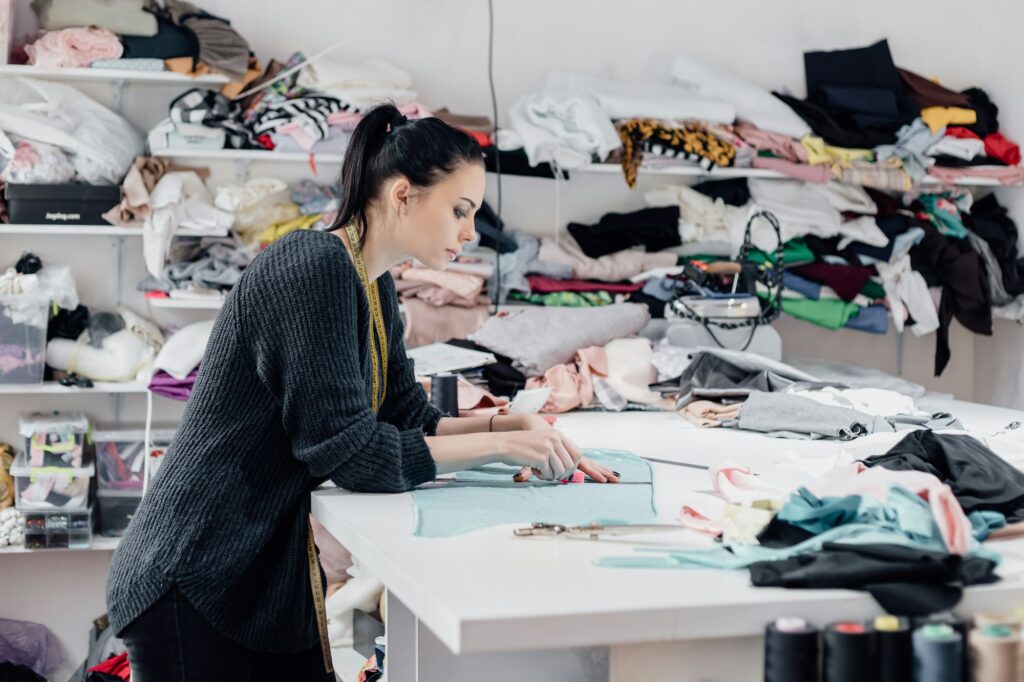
xmin=311 ymin=400 xmax=1024 ymax=655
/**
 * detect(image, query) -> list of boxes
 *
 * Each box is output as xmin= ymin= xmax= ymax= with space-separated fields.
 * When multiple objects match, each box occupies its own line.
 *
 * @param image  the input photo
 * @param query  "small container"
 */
xmin=21 ymin=507 xmax=92 ymax=549
xmin=93 ymin=428 xmax=175 ymax=492
xmin=97 ymin=490 xmax=141 ymax=537
xmin=5 ymin=183 xmax=122 ymax=225
xmin=19 ymin=412 xmax=90 ymax=468
xmin=10 ymin=450 xmax=94 ymax=512
xmin=0 ymin=294 xmax=50 ymax=385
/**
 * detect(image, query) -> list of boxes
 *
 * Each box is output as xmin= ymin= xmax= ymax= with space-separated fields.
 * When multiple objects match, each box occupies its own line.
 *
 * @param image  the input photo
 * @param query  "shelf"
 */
xmin=0 ymin=224 xmax=229 ymax=237
xmin=576 ymin=163 xmax=1010 ymax=186
xmin=152 ymin=148 xmax=346 ymax=164
xmin=147 ymin=297 xmax=225 ymax=310
xmin=0 ymin=63 xmax=228 ymax=85
xmin=0 ymin=381 xmax=149 ymax=395
xmin=0 ymin=535 xmax=121 ymax=555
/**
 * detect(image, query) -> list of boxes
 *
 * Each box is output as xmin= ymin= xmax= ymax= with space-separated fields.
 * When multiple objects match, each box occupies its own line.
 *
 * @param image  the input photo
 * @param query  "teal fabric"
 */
xmin=596 ymin=485 xmax=1001 ymax=570
xmin=969 ymin=510 xmax=1007 ymax=541
xmin=413 ymin=449 xmax=656 ymax=537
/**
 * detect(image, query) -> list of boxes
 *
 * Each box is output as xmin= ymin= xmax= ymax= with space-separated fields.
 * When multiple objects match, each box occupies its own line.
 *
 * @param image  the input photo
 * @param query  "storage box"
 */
xmin=19 ymin=412 xmax=90 ymax=468
xmin=97 ymin=490 xmax=141 ymax=537
xmin=0 ymin=294 xmax=49 ymax=384
xmin=5 ymin=183 xmax=122 ymax=225
xmin=22 ymin=507 xmax=93 ymax=549
xmin=94 ymin=428 xmax=175 ymax=492
xmin=10 ymin=450 xmax=94 ymax=512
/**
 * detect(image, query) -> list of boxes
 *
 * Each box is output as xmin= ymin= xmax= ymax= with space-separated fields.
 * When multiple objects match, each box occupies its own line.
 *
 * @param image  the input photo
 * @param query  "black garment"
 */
xmin=0 ymin=663 xmax=46 ymax=682
xmin=47 ymin=305 xmax=90 ymax=342
xmin=120 ymin=14 xmax=199 ymax=60
xmin=962 ymin=87 xmax=999 ymax=138
xmin=122 ymin=587 xmax=334 ymax=682
xmin=107 ymin=231 xmax=441 ymax=651
xmin=865 ymin=430 xmax=1024 ymax=522
xmin=445 ymin=338 xmax=527 ymax=397
xmin=14 ymin=253 xmax=41 ymax=274
xmin=929 ymin=154 xmax=1005 ymax=168
xmin=898 ymin=68 xmax=972 ymax=109
xmin=845 ymin=214 xmax=920 ymax=264
xmin=749 ymin=542 xmax=998 ymax=616
xmin=626 ymin=290 xmax=667 ymax=319
xmin=966 ymin=193 xmax=1024 ymax=297
xmin=691 ymin=178 xmax=750 ymax=206
xmin=567 ymin=206 xmax=681 ymax=259
xmin=909 ymin=223 xmax=991 ymax=375
xmin=474 ymin=201 xmax=517 ymax=254
xmin=483 ymin=147 xmax=567 ymax=179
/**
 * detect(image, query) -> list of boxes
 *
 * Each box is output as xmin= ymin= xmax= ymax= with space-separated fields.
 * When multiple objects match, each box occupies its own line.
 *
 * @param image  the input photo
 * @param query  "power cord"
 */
xmin=486 ymin=0 xmax=503 ymax=315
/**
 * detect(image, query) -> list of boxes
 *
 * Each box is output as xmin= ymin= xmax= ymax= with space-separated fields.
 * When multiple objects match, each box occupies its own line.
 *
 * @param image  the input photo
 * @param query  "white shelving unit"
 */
xmin=151 ymin=148 xmax=346 ymax=164
xmin=147 ymin=297 xmax=226 ymax=310
xmin=0 ymin=536 xmax=121 ymax=555
xmin=0 ymin=64 xmax=229 ymax=85
xmin=0 ymin=224 xmax=229 ymax=237
xmin=0 ymin=381 xmax=149 ymax=395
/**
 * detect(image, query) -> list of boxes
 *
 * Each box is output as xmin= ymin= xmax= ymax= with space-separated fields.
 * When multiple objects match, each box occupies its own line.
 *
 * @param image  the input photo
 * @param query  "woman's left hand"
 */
xmin=508 ymin=413 xmax=621 ymax=483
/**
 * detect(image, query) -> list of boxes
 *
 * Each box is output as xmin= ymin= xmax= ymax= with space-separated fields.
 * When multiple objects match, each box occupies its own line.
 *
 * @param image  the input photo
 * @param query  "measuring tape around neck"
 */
xmin=344 ymin=222 xmax=388 ymax=412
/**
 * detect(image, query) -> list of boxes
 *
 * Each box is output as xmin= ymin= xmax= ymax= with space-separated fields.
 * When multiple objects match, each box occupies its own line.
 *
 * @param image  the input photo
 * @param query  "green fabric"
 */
xmin=918 ymin=193 xmax=968 ymax=239
xmin=760 ymin=291 xmax=860 ymax=330
xmin=861 ymin=278 xmax=886 ymax=300
xmin=508 ymin=291 xmax=614 ymax=307
xmin=748 ymin=238 xmax=816 ymax=267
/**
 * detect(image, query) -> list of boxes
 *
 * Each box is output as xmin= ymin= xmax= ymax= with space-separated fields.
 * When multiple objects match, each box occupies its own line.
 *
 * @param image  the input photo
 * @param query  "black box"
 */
xmin=97 ymin=491 xmax=142 ymax=536
xmin=5 ymin=183 xmax=122 ymax=225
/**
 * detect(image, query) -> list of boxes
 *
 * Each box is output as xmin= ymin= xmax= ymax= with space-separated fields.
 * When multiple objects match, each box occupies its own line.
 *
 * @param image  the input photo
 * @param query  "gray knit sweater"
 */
xmin=107 ymin=229 xmax=441 ymax=651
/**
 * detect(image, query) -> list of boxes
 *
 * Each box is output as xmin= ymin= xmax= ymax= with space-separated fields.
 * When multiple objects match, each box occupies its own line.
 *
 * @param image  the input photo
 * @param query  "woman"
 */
xmin=107 ymin=103 xmax=619 ymax=681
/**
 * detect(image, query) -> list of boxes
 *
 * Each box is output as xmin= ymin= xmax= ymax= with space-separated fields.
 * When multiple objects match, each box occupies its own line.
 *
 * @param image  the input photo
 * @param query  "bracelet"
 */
xmin=489 ymin=414 xmax=499 ymax=432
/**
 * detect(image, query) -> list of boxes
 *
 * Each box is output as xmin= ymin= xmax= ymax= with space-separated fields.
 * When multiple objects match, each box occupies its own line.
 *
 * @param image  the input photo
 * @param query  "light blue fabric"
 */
xmin=596 ymin=485 xmax=1001 ymax=570
xmin=782 ymin=272 xmax=822 ymax=300
xmin=642 ymin=277 xmax=677 ymax=302
xmin=845 ymin=304 xmax=889 ymax=334
xmin=969 ymin=510 xmax=1007 ymax=541
xmin=413 ymin=449 xmax=655 ymax=537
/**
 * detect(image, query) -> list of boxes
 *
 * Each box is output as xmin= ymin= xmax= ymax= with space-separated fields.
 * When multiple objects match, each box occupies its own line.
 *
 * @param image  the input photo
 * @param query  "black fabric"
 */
xmin=473 ymin=201 xmax=516 ymax=254
xmin=966 ymin=193 xmax=1024 ymax=297
xmin=567 ymin=206 xmax=681 ymax=259
xmin=898 ymin=67 xmax=973 ymax=109
xmin=444 ymin=338 xmax=527 ymax=397
xmin=930 ymin=154 xmax=1005 ymax=168
xmin=909 ymin=223 xmax=991 ymax=375
xmin=749 ymin=542 xmax=998 ymax=616
xmin=962 ymin=88 xmax=999 ymax=138
xmin=120 ymin=14 xmax=199 ymax=60
xmin=756 ymin=515 xmax=816 ymax=549
xmin=865 ymin=430 xmax=1024 ymax=522
xmin=773 ymin=92 xmax=901 ymax=149
xmin=691 ymin=178 xmax=750 ymax=206
xmin=845 ymin=214 xmax=919 ymax=264
xmin=626 ymin=290 xmax=667 ymax=319
xmin=122 ymin=586 xmax=334 ymax=682
xmin=483 ymin=147 xmax=567 ymax=179
xmin=0 ymin=663 xmax=46 ymax=682
xmin=14 ymin=253 xmax=41 ymax=274
xmin=47 ymin=305 xmax=90 ymax=342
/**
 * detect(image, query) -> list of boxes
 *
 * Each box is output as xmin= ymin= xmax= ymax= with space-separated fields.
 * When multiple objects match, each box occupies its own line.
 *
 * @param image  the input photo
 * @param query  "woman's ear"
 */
xmin=389 ymin=176 xmax=412 ymax=215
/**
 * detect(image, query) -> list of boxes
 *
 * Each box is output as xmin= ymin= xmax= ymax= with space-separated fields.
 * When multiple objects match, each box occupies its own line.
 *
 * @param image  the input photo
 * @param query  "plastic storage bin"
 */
xmin=0 ymin=294 xmax=49 ymax=385
xmin=97 ymin=490 xmax=141 ymax=537
xmin=93 ymin=428 xmax=175 ymax=492
xmin=10 ymin=450 xmax=94 ymax=512
xmin=5 ymin=183 xmax=122 ymax=225
xmin=22 ymin=507 xmax=92 ymax=549
xmin=19 ymin=412 xmax=90 ymax=468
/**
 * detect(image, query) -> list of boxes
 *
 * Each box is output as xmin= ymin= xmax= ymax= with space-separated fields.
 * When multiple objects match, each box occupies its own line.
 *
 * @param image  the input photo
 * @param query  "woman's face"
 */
xmin=393 ymin=162 xmax=485 ymax=270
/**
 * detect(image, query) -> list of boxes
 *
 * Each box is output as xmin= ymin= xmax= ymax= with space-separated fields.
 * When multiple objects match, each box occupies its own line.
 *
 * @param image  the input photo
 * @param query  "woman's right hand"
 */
xmin=494 ymin=429 xmax=582 ymax=481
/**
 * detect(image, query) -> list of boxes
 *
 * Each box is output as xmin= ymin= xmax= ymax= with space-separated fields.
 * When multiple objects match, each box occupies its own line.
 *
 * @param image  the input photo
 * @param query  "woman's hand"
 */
xmin=495 ymin=429 xmax=582 ymax=481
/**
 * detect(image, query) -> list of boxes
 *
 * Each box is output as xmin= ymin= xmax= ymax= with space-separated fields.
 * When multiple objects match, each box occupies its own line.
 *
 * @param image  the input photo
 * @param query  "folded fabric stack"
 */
xmin=146 ymin=319 xmax=214 ymax=400
xmin=138 ymin=235 xmax=256 ymax=302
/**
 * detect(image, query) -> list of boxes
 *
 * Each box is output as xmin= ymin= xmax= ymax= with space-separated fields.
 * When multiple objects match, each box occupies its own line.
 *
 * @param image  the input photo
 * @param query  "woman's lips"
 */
xmin=445 ymin=249 xmax=458 ymax=261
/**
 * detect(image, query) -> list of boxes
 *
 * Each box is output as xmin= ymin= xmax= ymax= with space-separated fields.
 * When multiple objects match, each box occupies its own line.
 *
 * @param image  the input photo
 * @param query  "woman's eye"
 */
xmin=454 ymin=208 xmax=466 ymax=219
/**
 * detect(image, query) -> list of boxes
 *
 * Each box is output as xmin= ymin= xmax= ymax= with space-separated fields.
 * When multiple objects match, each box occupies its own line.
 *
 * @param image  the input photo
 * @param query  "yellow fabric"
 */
xmin=256 ymin=214 xmax=321 ymax=244
xmin=800 ymin=136 xmax=874 ymax=165
xmin=921 ymin=106 xmax=977 ymax=134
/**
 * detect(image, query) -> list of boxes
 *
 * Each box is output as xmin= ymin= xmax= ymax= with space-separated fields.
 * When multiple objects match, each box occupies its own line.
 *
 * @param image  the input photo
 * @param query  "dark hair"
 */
xmin=331 ymin=103 xmax=483 ymax=236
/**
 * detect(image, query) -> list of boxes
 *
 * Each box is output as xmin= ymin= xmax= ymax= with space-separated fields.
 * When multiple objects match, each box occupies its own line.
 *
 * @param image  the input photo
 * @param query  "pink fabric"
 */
xmin=711 ymin=463 xmax=790 ymax=504
xmin=525 ymin=346 xmax=607 ymax=413
xmin=402 ymin=268 xmax=485 ymax=300
xmin=401 ymin=298 xmax=490 ymax=348
xmin=327 ymin=102 xmax=432 ymax=131
xmin=394 ymin=279 xmax=483 ymax=308
xmin=735 ymin=123 xmax=809 ymax=163
xmin=310 ymin=516 xmax=353 ymax=594
xmin=679 ymin=400 xmax=742 ymax=428
xmin=927 ymin=165 xmax=1024 ymax=186
xmin=679 ymin=493 xmax=727 ymax=536
xmin=752 ymin=155 xmax=832 ymax=183
xmin=456 ymin=375 xmax=509 ymax=417
xmin=26 ymin=27 xmax=123 ymax=68
xmin=526 ymin=275 xmax=644 ymax=294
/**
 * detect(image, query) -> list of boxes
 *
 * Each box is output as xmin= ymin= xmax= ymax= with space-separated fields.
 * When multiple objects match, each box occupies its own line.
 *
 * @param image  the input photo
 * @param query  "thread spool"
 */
xmin=764 ymin=617 xmax=818 ymax=682
xmin=913 ymin=623 xmax=963 ymax=682
xmin=874 ymin=615 xmax=912 ymax=682
xmin=916 ymin=614 xmax=970 ymax=681
xmin=429 ymin=372 xmax=459 ymax=417
xmin=970 ymin=624 xmax=1022 ymax=682
xmin=824 ymin=621 xmax=876 ymax=682
xmin=974 ymin=612 xmax=1022 ymax=633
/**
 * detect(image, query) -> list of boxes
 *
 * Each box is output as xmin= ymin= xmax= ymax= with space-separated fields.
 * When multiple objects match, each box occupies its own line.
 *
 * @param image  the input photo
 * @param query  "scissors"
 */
xmin=514 ymin=521 xmax=683 ymax=539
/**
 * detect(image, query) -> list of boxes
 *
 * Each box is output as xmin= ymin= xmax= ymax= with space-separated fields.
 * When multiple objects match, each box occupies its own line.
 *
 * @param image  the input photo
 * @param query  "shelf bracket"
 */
xmin=234 ymin=158 xmax=252 ymax=182
xmin=110 ymin=78 xmax=127 ymax=115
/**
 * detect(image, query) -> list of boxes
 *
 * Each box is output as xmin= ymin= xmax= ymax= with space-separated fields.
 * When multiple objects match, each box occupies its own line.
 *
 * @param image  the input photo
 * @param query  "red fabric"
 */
xmin=144 ymin=291 xmax=169 ymax=299
xmin=463 ymin=129 xmax=493 ymax=147
xmin=984 ymin=131 xmax=1021 ymax=166
xmin=790 ymin=263 xmax=875 ymax=303
xmin=255 ymin=133 xmax=275 ymax=150
xmin=945 ymin=127 xmax=981 ymax=140
xmin=89 ymin=652 xmax=131 ymax=680
xmin=526 ymin=274 xmax=644 ymax=294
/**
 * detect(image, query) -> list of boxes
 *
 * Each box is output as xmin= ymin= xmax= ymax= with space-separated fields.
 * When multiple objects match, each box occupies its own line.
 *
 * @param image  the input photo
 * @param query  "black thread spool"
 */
xmin=824 ymin=621 xmax=877 ymax=682
xmin=764 ymin=617 xmax=819 ymax=682
xmin=429 ymin=372 xmax=459 ymax=417
xmin=874 ymin=615 xmax=912 ymax=682
xmin=913 ymin=623 xmax=962 ymax=682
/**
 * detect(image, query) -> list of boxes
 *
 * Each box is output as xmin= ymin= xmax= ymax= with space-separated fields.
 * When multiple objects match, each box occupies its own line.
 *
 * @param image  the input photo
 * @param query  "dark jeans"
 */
xmin=122 ymin=587 xmax=335 ymax=682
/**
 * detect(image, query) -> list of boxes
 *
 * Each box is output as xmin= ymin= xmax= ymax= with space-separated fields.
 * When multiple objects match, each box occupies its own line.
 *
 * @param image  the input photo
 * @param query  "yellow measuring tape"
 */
xmin=307 ymin=222 xmax=391 ymax=674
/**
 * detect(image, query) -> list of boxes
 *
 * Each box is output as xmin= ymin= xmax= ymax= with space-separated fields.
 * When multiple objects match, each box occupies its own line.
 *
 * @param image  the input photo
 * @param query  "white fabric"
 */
xmin=814 ymin=183 xmax=878 ymax=215
xmin=144 ymin=172 xmax=234 ymax=278
xmin=748 ymin=178 xmax=840 ymax=242
xmin=46 ymin=329 xmax=151 ymax=382
xmin=324 ymin=557 xmax=383 ymax=648
xmin=297 ymin=57 xmax=416 ymax=109
xmin=507 ymin=90 xmax=620 ymax=169
xmin=669 ymin=54 xmax=810 ymax=138
xmin=926 ymin=136 xmax=986 ymax=161
xmin=787 ymin=386 xmax=922 ymax=417
xmin=603 ymin=337 xmax=662 ymax=405
xmin=150 ymin=319 xmax=216 ymax=381
xmin=644 ymin=185 xmax=758 ymax=254
xmin=875 ymin=254 xmax=940 ymax=337
xmin=837 ymin=216 xmax=890 ymax=249
xmin=0 ymin=77 xmax=141 ymax=184
xmin=545 ymin=70 xmax=735 ymax=123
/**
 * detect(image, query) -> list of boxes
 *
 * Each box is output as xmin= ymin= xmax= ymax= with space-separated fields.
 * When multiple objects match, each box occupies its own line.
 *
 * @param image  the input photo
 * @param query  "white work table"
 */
xmin=312 ymin=400 xmax=1024 ymax=682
